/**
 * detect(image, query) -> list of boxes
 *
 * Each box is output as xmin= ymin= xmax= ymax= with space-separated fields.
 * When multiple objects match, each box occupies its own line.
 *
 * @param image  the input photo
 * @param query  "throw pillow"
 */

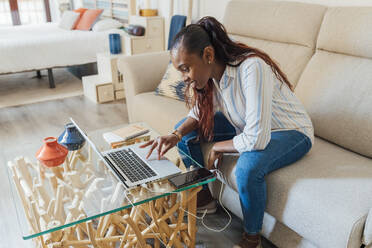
xmin=73 ymin=8 xmax=88 ymax=29
xmin=75 ymin=9 xmax=103 ymax=31
xmin=58 ymin=11 xmax=80 ymax=30
xmin=155 ymin=62 xmax=186 ymax=102
xmin=92 ymin=19 xmax=123 ymax=32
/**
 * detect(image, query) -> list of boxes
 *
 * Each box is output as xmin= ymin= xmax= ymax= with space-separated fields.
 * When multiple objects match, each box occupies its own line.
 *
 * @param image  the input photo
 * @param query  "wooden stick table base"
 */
xmin=8 ymin=144 xmax=201 ymax=248
xmin=37 ymin=186 xmax=201 ymax=248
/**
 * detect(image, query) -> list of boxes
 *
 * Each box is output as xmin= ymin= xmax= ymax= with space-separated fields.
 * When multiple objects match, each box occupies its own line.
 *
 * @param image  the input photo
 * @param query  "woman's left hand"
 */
xmin=207 ymin=146 xmax=223 ymax=170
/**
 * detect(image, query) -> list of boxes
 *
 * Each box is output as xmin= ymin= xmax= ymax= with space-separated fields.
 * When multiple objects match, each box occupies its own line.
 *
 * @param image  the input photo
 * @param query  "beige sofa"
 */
xmin=118 ymin=1 xmax=372 ymax=247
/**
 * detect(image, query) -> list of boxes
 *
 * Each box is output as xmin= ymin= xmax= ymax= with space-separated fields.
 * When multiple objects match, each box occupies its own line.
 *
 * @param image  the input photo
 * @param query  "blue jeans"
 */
xmin=175 ymin=112 xmax=312 ymax=234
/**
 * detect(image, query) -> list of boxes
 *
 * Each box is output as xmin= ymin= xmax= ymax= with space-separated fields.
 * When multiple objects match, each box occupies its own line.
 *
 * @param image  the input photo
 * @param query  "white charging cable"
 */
xmin=175 ymin=146 xmax=233 ymax=232
xmin=118 ymin=143 xmax=232 ymax=248
xmin=139 ymin=168 xmax=232 ymax=233
xmin=186 ymin=169 xmax=232 ymax=233
xmin=119 ymin=172 xmax=232 ymax=248
xmin=122 ymin=189 xmax=168 ymax=247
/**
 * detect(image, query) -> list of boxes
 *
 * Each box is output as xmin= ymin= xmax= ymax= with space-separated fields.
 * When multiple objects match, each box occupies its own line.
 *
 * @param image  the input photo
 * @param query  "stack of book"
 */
xmin=103 ymin=124 xmax=150 ymax=148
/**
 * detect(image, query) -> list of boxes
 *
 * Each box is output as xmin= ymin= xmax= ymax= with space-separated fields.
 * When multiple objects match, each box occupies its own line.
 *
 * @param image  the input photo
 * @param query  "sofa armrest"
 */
xmin=363 ymin=208 xmax=372 ymax=246
xmin=118 ymin=51 xmax=170 ymax=96
xmin=117 ymin=51 xmax=170 ymax=123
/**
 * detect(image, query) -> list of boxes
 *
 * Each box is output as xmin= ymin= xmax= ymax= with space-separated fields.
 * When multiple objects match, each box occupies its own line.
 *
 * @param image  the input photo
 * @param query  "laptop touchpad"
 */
xmin=132 ymin=144 xmax=167 ymax=161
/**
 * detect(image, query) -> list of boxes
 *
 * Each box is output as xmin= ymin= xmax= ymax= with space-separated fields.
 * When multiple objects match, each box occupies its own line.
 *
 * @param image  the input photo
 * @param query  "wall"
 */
xmin=50 ymin=0 xmax=372 ymax=24
xmin=49 ymin=0 xmax=200 ymax=48
xmin=155 ymin=0 xmax=202 ymax=48
xmin=195 ymin=0 xmax=372 ymax=21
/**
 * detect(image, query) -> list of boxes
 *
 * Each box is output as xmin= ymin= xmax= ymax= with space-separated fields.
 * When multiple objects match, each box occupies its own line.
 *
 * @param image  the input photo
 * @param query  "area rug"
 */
xmin=0 ymin=68 xmax=83 ymax=108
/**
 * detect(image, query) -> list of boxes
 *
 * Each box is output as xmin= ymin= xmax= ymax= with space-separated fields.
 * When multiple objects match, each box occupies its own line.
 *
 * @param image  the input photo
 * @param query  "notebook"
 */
xmin=103 ymin=124 xmax=149 ymax=145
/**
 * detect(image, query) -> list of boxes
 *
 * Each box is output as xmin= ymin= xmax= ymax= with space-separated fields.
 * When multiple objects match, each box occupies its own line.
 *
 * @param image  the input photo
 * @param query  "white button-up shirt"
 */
xmin=188 ymin=57 xmax=314 ymax=153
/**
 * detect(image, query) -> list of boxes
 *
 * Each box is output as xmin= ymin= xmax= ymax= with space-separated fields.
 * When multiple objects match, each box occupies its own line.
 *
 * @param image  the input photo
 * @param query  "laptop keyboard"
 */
xmin=107 ymin=148 xmax=157 ymax=183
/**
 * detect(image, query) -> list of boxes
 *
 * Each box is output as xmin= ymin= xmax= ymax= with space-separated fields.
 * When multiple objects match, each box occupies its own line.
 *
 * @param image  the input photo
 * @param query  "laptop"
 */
xmin=70 ymin=118 xmax=182 ymax=189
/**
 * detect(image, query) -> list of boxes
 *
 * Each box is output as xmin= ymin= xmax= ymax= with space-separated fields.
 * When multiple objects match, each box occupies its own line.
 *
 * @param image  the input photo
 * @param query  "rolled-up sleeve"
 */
xmin=232 ymin=59 xmax=273 ymax=153
xmin=187 ymin=105 xmax=199 ymax=121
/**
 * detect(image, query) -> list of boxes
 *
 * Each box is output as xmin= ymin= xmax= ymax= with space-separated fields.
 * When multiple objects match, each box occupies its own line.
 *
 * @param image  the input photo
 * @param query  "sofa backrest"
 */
xmin=295 ymin=7 xmax=372 ymax=158
xmin=223 ymin=0 xmax=327 ymax=87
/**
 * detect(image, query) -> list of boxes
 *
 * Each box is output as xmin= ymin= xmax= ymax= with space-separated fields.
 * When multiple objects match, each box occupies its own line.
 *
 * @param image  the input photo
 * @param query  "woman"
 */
xmin=141 ymin=16 xmax=314 ymax=248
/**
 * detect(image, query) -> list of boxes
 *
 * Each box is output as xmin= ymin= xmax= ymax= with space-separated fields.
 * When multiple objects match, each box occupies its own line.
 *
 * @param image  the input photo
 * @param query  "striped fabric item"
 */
xmin=155 ymin=62 xmax=186 ymax=102
xmin=188 ymin=57 xmax=314 ymax=153
xmin=82 ymin=0 xmax=129 ymax=24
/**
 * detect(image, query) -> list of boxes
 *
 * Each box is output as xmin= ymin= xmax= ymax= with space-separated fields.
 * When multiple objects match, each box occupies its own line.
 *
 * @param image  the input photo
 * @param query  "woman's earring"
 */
xmin=208 ymin=61 xmax=211 ymax=64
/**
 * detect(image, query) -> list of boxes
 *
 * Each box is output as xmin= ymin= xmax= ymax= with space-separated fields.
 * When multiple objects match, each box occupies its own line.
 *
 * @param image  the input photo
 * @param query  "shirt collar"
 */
xmin=214 ymin=63 xmax=237 ymax=90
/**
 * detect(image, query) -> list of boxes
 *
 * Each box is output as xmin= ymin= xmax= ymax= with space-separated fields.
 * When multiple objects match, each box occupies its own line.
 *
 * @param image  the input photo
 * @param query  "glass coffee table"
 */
xmin=6 ymin=122 xmax=215 ymax=247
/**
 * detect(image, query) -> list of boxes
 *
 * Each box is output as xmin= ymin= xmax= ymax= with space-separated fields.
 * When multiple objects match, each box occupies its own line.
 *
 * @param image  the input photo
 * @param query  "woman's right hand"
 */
xmin=139 ymin=134 xmax=180 ymax=160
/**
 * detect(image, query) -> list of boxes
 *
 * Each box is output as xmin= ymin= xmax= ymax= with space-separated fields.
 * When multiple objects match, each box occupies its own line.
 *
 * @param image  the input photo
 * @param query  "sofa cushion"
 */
xmin=224 ymin=0 xmax=327 ymax=48
xmin=132 ymin=92 xmax=189 ymax=135
xmin=223 ymin=0 xmax=326 ymax=87
xmin=295 ymin=50 xmax=372 ymax=158
xmin=202 ymin=137 xmax=372 ymax=248
xmin=317 ymin=7 xmax=372 ymax=59
xmin=229 ymin=35 xmax=314 ymax=88
xmin=155 ymin=62 xmax=186 ymax=102
xmin=295 ymin=6 xmax=372 ymax=158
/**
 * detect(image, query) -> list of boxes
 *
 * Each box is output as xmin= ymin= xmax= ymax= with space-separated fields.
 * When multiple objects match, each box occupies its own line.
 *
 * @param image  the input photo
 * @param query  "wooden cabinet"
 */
xmin=123 ymin=15 xmax=165 ymax=55
xmin=129 ymin=15 xmax=164 ymax=39
xmin=126 ymin=37 xmax=163 ymax=55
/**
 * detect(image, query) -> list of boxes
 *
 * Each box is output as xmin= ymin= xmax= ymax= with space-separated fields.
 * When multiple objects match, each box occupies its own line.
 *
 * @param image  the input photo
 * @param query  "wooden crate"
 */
xmin=97 ymin=52 xmax=125 ymax=91
xmin=82 ymin=75 xmax=114 ymax=103
xmin=115 ymin=89 xmax=125 ymax=100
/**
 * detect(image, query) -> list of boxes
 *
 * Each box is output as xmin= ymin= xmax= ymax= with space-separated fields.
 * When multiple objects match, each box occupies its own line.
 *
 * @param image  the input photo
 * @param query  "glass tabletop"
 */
xmin=5 ymin=122 xmax=215 ymax=240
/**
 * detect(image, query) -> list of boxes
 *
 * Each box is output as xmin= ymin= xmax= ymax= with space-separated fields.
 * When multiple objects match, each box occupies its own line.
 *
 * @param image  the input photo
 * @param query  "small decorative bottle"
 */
xmin=58 ymin=123 xmax=86 ymax=151
xmin=36 ymin=137 xmax=68 ymax=167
